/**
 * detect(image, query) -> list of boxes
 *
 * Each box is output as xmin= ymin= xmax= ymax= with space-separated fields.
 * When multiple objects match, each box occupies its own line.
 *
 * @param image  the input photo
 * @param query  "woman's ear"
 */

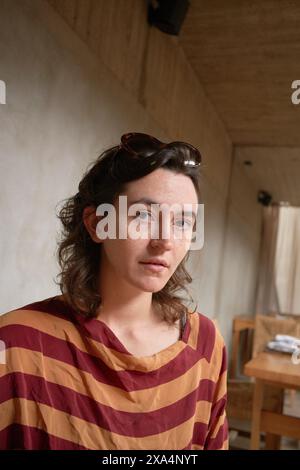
xmin=82 ymin=206 xmax=102 ymax=243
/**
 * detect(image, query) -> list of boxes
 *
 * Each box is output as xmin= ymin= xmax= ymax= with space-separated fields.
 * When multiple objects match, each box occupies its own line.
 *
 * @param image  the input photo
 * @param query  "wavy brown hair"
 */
xmin=55 ymin=135 xmax=202 ymax=325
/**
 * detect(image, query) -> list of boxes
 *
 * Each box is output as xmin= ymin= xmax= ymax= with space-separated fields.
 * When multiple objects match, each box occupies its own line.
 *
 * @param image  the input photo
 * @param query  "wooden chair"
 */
xmin=227 ymin=314 xmax=296 ymax=449
xmin=246 ymin=314 xmax=300 ymax=449
xmin=227 ymin=315 xmax=258 ymax=448
xmin=230 ymin=316 xmax=255 ymax=379
xmin=252 ymin=314 xmax=300 ymax=358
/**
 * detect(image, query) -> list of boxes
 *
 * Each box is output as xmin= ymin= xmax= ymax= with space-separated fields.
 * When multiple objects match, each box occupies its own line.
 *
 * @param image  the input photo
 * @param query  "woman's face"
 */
xmin=87 ymin=168 xmax=199 ymax=293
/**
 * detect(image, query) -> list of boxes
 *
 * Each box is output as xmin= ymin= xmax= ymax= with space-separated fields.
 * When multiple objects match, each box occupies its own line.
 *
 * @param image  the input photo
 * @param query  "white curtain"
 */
xmin=255 ymin=204 xmax=280 ymax=314
xmin=274 ymin=206 xmax=300 ymax=315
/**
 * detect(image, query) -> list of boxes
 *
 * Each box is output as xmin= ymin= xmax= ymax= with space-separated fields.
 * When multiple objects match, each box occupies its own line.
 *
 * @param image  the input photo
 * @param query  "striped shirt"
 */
xmin=0 ymin=296 xmax=228 ymax=450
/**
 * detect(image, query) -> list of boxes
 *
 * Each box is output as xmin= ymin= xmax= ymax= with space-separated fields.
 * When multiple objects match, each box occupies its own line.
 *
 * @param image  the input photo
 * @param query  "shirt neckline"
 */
xmin=94 ymin=316 xmax=188 ymax=358
xmin=53 ymin=294 xmax=191 ymax=362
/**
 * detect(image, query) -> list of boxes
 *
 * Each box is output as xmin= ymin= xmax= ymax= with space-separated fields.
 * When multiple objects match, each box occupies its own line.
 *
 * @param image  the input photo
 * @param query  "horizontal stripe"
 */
xmin=1 ymin=308 xmax=188 ymax=372
xmin=0 ymin=313 xmax=218 ymax=380
xmin=220 ymin=438 xmax=229 ymax=450
xmin=0 ymin=372 xmax=214 ymax=437
xmin=192 ymin=421 xmax=208 ymax=446
xmin=21 ymin=296 xmax=218 ymax=363
xmin=190 ymin=443 xmax=204 ymax=450
xmin=17 ymin=295 xmax=198 ymax=359
xmin=211 ymin=410 xmax=227 ymax=439
xmin=1 ymin=346 xmax=221 ymax=411
xmin=0 ymin=423 xmax=87 ymax=450
xmin=209 ymin=395 xmax=227 ymax=429
xmin=0 ymin=324 xmax=198 ymax=390
xmin=214 ymin=371 xmax=227 ymax=403
xmin=0 ymin=308 xmax=130 ymax=371
xmin=182 ymin=439 xmax=204 ymax=450
xmin=203 ymin=396 xmax=228 ymax=450
xmin=205 ymin=421 xmax=228 ymax=450
xmin=219 ymin=345 xmax=227 ymax=376
xmin=191 ymin=413 xmax=228 ymax=449
xmin=0 ymin=398 xmax=196 ymax=449
xmin=19 ymin=296 xmax=196 ymax=350
xmin=196 ymin=314 xmax=216 ymax=361
xmin=0 ymin=297 xmax=227 ymax=450
xmin=7 ymin=298 xmax=218 ymax=369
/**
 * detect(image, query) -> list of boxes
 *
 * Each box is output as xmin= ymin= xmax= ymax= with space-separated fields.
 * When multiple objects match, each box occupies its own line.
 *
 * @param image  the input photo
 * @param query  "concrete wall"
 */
xmin=216 ymin=153 xmax=263 ymax=349
xmin=0 ymin=0 xmax=261 ymax=350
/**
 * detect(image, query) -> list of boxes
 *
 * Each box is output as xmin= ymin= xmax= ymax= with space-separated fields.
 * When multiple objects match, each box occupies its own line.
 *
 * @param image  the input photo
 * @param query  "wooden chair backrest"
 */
xmin=252 ymin=314 xmax=300 ymax=358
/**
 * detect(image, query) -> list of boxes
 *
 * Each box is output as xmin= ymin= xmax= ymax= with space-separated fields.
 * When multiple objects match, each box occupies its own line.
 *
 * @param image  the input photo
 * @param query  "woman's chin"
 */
xmin=133 ymin=279 xmax=167 ymax=293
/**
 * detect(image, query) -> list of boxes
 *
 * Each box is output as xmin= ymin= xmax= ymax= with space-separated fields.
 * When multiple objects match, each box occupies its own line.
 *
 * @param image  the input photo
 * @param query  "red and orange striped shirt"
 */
xmin=0 ymin=296 xmax=228 ymax=450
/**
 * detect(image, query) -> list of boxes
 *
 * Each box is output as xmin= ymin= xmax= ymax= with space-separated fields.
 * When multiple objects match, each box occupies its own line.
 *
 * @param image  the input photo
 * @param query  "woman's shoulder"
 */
xmin=0 ymin=295 xmax=73 ymax=331
xmin=187 ymin=310 xmax=226 ymax=360
xmin=0 ymin=295 xmax=80 ymax=358
xmin=187 ymin=310 xmax=222 ymax=336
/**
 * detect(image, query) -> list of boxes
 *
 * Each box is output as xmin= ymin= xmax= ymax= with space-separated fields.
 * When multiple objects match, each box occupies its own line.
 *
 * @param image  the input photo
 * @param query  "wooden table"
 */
xmin=244 ymin=351 xmax=300 ymax=450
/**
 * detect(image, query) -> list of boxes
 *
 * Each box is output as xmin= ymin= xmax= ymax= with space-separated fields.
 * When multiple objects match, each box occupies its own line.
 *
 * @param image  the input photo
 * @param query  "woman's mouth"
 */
xmin=139 ymin=260 xmax=169 ymax=273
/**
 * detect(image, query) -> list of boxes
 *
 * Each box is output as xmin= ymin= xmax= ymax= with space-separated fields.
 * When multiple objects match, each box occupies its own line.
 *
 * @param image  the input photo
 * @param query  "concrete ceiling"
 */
xmin=235 ymin=146 xmax=300 ymax=206
xmin=180 ymin=0 xmax=300 ymax=147
xmin=179 ymin=0 xmax=300 ymax=204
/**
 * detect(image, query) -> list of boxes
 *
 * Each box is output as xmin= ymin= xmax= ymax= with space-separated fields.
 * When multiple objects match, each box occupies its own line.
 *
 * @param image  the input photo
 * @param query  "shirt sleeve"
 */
xmin=0 ymin=312 xmax=29 ymax=449
xmin=0 ymin=316 xmax=13 ymax=448
xmin=204 ymin=337 xmax=229 ymax=450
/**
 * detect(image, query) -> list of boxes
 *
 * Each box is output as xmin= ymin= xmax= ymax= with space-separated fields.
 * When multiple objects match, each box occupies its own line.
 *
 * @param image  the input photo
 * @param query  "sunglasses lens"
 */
xmin=122 ymin=133 xmax=162 ymax=156
xmin=175 ymin=143 xmax=201 ymax=167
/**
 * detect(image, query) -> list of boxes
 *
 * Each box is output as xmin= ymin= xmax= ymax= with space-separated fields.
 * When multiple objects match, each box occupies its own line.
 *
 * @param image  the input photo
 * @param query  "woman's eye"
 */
xmin=136 ymin=210 xmax=151 ymax=221
xmin=175 ymin=219 xmax=193 ymax=229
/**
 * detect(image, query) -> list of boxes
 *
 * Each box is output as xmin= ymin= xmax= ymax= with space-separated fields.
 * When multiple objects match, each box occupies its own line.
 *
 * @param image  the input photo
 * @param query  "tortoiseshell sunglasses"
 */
xmin=120 ymin=132 xmax=201 ymax=168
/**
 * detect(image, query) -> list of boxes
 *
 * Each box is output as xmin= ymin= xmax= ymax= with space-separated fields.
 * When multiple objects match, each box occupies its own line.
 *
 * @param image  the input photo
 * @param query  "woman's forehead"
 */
xmin=123 ymin=168 xmax=198 ymax=203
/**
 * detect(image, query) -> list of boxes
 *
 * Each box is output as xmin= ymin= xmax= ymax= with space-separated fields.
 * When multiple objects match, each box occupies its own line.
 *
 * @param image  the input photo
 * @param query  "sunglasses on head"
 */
xmin=120 ymin=132 xmax=201 ymax=168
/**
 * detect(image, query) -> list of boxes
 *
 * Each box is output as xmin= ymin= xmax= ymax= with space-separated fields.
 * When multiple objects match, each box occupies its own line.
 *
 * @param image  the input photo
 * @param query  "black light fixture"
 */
xmin=148 ymin=0 xmax=190 ymax=36
xmin=257 ymin=190 xmax=272 ymax=206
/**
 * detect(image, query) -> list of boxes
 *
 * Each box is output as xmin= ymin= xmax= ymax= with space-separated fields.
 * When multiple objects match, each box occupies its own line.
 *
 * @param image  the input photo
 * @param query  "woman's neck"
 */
xmin=97 ymin=261 xmax=160 ymax=328
xmin=96 ymin=293 xmax=160 ymax=328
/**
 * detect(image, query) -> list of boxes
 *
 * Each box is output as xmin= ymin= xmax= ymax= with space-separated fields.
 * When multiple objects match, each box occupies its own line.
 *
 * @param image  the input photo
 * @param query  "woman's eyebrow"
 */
xmin=129 ymin=197 xmax=159 ymax=206
xmin=128 ymin=198 xmax=197 ymax=219
xmin=181 ymin=210 xmax=197 ymax=221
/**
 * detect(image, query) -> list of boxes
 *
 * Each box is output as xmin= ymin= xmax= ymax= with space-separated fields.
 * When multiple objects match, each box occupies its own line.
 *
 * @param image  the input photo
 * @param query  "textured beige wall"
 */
xmin=0 ymin=0 xmax=162 ymax=311
xmin=216 ymin=155 xmax=263 ymax=349
xmin=0 ymin=0 xmax=261 ymax=349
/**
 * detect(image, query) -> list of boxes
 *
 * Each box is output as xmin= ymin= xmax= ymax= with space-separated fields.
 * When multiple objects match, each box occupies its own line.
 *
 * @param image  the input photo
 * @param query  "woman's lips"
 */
xmin=140 ymin=262 xmax=167 ymax=272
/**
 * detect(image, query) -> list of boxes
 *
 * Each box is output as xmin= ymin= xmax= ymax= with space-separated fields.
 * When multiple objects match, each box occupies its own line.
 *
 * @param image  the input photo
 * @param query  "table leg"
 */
xmin=250 ymin=379 xmax=264 ymax=450
xmin=265 ymin=433 xmax=281 ymax=450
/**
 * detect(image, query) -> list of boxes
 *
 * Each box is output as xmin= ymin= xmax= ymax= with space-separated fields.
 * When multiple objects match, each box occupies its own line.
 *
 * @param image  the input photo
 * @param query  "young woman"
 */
xmin=0 ymin=133 xmax=228 ymax=450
